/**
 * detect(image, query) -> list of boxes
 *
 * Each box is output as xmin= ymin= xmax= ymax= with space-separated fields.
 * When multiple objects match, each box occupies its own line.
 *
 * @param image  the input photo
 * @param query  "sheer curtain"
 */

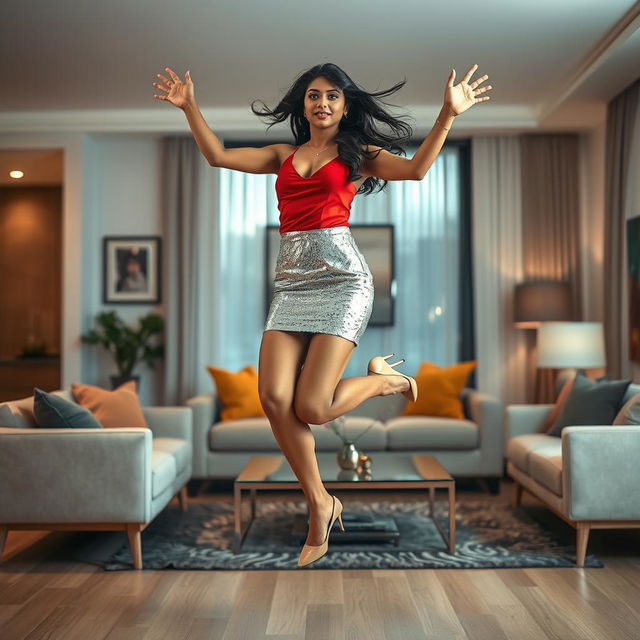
xmin=471 ymin=136 xmax=528 ymax=405
xmin=213 ymin=144 xmax=463 ymax=380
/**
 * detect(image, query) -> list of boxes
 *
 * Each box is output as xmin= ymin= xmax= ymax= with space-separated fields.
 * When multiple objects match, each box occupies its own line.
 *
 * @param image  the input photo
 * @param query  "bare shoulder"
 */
xmin=275 ymin=143 xmax=298 ymax=168
xmin=214 ymin=142 xmax=296 ymax=175
xmin=359 ymin=144 xmax=384 ymax=177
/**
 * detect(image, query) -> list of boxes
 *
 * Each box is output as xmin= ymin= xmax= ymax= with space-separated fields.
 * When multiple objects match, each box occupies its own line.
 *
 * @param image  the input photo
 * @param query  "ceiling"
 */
xmin=0 ymin=0 xmax=639 ymax=146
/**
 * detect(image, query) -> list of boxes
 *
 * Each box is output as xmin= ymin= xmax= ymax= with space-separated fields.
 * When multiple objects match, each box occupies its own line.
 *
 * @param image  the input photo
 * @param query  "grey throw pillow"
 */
xmin=548 ymin=372 xmax=631 ymax=437
xmin=613 ymin=392 xmax=640 ymax=426
xmin=33 ymin=388 xmax=103 ymax=429
xmin=0 ymin=404 xmax=21 ymax=428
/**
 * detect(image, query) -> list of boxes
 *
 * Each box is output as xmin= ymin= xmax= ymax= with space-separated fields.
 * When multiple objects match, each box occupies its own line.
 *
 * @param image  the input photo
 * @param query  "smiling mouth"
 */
xmin=315 ymin=112 xmax=331 ymax=118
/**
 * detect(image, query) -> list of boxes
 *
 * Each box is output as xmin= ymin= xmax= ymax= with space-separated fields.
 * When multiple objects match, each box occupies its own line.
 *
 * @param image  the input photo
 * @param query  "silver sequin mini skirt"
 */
xmin=264 ymin=226 xmax=374 ymax=346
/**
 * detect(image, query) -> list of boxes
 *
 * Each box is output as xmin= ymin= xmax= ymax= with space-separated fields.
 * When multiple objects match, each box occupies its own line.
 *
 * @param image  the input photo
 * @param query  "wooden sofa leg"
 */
xmin=126 ymin=524 xmax=143 ymax=570
xmin=0 ymin=525 xmax=7 ymax=562
xmin=178 ymin=485 xmax=189 ymax=512
xmin=576 ymin=522 xmax=590 ymax=566
xmin=512 ymin=482 xmax=523 ymax=508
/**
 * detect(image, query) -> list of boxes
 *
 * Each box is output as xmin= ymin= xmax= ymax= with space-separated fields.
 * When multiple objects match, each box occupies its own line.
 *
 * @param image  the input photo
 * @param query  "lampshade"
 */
xmin=537 ymin=322 xmax=606 ymax=368
xmin=514 ymin=281 xmax=572 ymax=328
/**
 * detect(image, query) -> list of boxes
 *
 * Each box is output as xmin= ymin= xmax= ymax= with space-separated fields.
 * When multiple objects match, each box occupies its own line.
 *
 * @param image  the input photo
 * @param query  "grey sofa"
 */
xmin=0 ymin=389 xmax=193 ymax=570
xmin=186 ymin=387 xmax=503 ymax=490
xmin=506 ymin=377 xmax=640 ymax=565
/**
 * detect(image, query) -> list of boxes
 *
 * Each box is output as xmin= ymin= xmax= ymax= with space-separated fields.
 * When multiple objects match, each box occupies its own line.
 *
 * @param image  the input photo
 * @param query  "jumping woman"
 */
xmin=153 ymin=62 xmax=491 ymax=567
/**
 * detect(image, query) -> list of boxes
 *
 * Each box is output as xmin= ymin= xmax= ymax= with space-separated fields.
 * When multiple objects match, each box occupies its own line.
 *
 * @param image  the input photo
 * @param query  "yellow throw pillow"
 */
xmin=206 ymin=364 xmax=266 ymax=421
xmin=400 ymin=360 xmax=477 ymax=419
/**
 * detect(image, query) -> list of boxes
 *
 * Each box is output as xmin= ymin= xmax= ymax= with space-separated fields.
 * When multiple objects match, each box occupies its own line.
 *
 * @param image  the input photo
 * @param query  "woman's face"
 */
xmin=303 ymin=76 xmax=348 ymax=128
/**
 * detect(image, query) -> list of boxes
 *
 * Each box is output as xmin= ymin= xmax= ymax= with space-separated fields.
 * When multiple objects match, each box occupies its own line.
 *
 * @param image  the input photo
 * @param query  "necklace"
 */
xmin=304 ymin=142 xmax=334 ymax=157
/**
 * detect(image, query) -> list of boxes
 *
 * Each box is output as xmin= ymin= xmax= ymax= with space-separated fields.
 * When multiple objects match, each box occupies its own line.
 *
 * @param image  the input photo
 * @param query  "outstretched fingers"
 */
xmin=164 ymin=66 xmax=181 ymax=82
xmin=462 ymin=63 xmax=479 ymax=83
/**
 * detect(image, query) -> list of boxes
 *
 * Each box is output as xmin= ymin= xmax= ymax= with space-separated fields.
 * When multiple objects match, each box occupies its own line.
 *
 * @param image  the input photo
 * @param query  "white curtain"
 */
xmin=471 ymin=136 xmax=528 ymax=405
xmin=162 ymin=137 xmax=220 ymax=404
xmin=212 ymin=144 xmax=463 ymax=380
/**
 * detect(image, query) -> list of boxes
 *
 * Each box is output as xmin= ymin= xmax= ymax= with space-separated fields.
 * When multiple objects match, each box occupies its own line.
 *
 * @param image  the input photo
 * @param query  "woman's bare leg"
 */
xmin=258 ymin=329 xmax=334 ymax=546
xmin=293 ymin=333 xmax=410 ymax=426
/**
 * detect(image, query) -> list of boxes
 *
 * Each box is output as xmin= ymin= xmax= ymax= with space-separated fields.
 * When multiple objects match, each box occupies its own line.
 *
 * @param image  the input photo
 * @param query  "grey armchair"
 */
xmin=505 ymin=381 xmax=640 ymax=565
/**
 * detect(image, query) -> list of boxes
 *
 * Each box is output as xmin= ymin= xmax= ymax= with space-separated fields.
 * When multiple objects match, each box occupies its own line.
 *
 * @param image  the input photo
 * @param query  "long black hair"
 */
xmin=250 ymin=63 xmax=414 ymax=195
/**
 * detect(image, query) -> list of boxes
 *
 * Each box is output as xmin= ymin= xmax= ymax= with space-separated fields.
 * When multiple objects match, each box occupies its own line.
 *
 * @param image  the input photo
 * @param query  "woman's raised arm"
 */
xmin=153 ymin=66 xmax=284 ymax=174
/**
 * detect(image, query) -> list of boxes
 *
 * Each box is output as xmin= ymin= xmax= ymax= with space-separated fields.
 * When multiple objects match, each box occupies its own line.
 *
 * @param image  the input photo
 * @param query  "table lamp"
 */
xmin=537 ymin=321 xmax=606 ymax=399
xmin=537 ymin=321 xmax=606 ymax=371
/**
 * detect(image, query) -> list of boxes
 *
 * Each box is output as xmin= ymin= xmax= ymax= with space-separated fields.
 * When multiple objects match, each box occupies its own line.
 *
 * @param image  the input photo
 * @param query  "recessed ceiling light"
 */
xmin=9 ymin=170 xmax=24 ymax=179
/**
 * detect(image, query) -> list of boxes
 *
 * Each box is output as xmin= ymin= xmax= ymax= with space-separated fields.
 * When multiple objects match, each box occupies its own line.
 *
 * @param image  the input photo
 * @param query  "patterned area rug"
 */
xmin=103 ymin=499 xmax=603 ymax=570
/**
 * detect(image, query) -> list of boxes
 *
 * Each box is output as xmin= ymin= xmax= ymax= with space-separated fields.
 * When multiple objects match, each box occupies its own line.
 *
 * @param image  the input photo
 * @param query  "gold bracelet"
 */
xmin=436 ymin=119 xmax=450 ymax=131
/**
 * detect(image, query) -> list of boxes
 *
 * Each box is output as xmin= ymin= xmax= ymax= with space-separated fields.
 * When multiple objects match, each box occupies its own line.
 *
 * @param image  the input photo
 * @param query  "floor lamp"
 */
xmin=513 ymin=281 xmax=573 ymax=403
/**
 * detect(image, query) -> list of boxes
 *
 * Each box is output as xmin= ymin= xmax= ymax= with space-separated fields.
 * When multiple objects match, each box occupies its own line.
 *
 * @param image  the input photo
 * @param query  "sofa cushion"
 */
xmin=385 ymin=416 xmax=478 ymax=450
xmin=313 ymin=417 xmax=387 ymax=451
xmin=400 ymin=360 xmax=476 ymax=419
xmin=151 ymin=450 xmax=176 ymax=499
xmin=210 ymin=417 xmax=281 ymax=451
xmin=33 ymin=388 xmax=103 ymax=429
xmin=613 ymin=391 xmax=640 ymax=426
xmin=153 ymin=437 xmax=190 ymax=475
xmin=0 ymin=404 xmax=21 ymax=428
xmin=548 ymin=372 xmax=631 ymax=437
xmin=2 ymin=390 xmax=82 ymax=428
xmin=543 ymin=375 xmax=575 ymax=433
xmin=208 ymin=416 xmax=387 ymax=452
xmin=71 ymin=380 xmax=149 ymax=428
xmin=620 ymin=382 xmax=640 ymax=405
xmin=529 ymin=444 xmax=563 ymax=496
xmin=506 ymin=434 xmax=560 ymax=473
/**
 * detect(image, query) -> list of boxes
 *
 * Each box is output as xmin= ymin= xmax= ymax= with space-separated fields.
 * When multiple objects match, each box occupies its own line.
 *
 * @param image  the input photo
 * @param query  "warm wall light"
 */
xmin=537 ymin=322 xmax=606 ymax=370
xmin=9 ymin=170 xmax=24 ymax=179
xmin=513 ymin=281 xmax=572 ymax=328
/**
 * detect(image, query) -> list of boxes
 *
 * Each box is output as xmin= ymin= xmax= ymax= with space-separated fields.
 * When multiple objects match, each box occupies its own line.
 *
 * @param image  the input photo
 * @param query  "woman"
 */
xmin=153 ymin=62 xmax=491 ymax=566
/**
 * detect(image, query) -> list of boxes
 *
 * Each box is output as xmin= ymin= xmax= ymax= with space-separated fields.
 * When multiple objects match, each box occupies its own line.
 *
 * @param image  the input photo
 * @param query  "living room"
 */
xmin=1 ymin=1 xmax=640 ymax=638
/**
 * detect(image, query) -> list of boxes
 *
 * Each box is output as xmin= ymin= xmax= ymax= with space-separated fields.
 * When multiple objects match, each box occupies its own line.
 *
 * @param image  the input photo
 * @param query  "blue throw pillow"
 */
xmin=0 ymin=404 xmax=21 ymax=428
xmin=548 ymin=372 xmax=631 ymax=437
xmin=33 ymin=388 xmax=103 ymax=429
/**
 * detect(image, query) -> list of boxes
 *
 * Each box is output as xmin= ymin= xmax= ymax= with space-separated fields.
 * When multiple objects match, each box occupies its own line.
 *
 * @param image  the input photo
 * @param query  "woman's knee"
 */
xmin=259 ymin=386 xmax=295 ymax=419
xmin=293 ymin=394 xmax=327 ymax=426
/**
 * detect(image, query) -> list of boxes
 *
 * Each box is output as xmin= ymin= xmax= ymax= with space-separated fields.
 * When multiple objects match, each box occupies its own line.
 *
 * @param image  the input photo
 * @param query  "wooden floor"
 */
xmin=1 ymin=477 xmax=640 ymax=640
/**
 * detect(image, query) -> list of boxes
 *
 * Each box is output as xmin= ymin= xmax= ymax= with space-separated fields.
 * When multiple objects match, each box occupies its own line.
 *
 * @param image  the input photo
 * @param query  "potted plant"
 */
xmin=80 ymin=311 xmax=164 ymax=389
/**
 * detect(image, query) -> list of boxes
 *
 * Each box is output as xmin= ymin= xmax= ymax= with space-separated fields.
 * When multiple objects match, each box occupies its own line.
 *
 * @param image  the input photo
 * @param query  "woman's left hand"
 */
xmin=443 ymin=64 xmax=492 ymax=116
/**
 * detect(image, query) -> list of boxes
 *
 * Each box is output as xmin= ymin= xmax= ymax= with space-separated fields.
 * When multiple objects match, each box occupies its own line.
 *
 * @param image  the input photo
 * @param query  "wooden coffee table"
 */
xmin=233 ymin=454 xmax=456 ymax=553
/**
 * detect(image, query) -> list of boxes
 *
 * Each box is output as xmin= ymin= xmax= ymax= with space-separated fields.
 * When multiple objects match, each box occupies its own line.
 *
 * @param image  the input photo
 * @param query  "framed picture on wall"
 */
xmin=103 ymin=236 xmax=161 ymax=304
xmin=264 ymin=224 xmax=395 ymax=326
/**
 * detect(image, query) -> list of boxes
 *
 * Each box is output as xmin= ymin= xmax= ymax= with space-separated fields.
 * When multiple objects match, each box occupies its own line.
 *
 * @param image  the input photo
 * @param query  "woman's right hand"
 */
xmin=152 ymin=67 xmax=195 ymax=110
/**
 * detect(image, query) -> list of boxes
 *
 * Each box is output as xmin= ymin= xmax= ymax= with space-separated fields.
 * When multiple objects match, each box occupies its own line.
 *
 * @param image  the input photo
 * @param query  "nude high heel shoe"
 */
xmin=367 ymin=354 xmax=418 ymax=402
xmin=297 ymin=495 xmax=344 ymax=568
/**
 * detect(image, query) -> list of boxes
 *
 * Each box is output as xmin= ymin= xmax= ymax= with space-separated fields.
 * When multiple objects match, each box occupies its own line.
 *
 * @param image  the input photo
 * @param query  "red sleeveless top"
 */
xmin=275 ymin=146 xmax=356 ymax=234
